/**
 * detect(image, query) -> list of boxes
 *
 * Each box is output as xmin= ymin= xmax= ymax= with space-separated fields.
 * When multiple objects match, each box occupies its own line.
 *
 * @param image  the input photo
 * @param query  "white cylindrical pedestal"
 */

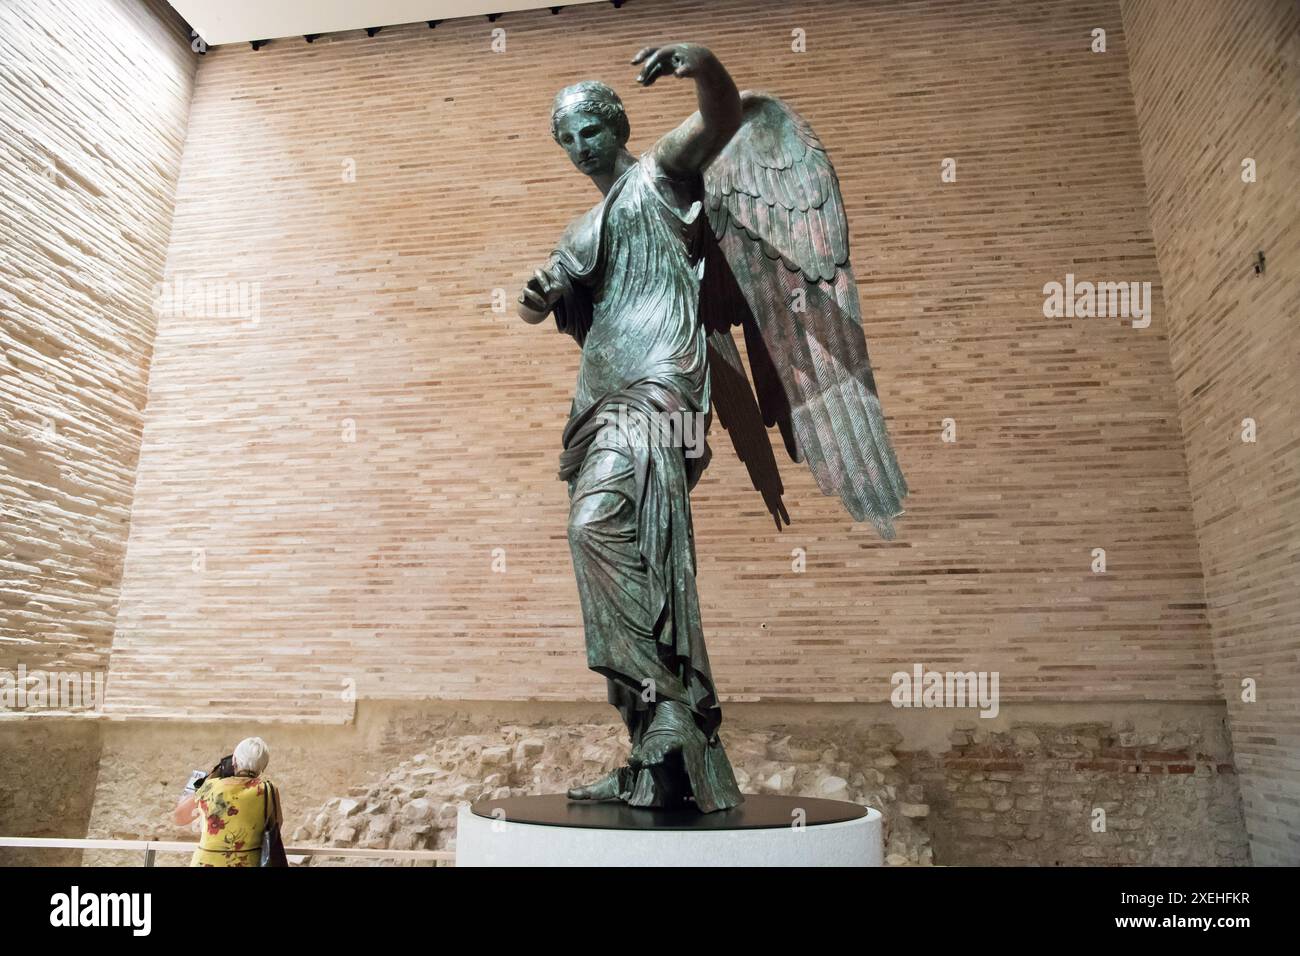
xmin=456 ymin=798 xmax=883 ymax=867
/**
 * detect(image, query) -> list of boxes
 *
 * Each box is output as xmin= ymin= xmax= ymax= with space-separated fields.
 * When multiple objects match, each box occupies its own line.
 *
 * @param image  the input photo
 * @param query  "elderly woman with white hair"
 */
xmin=172 ymin=736 xmax=284 ymax=867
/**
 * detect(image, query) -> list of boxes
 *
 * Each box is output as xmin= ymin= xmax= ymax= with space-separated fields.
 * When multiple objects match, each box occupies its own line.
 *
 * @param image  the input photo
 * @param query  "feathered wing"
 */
xmin=700 ymin=91 xmax=908 ymax=538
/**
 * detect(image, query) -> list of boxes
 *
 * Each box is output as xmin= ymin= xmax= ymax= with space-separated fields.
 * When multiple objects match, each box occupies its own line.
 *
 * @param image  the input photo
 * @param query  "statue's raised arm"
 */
xmin=631 ymin=43 xmax=742 ymax=177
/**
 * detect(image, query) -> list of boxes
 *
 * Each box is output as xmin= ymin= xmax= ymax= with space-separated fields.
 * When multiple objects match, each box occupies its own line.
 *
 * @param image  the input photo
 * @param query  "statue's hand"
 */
xmin=517 ymin=265 xmax=566 ymax=321
xmin=631 ymin=43 xmax=711 ymax=86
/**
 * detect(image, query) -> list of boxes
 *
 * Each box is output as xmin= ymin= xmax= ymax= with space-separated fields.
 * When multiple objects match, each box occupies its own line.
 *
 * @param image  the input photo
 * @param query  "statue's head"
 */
xmin=550 ymin=81 xmax=630 ymax=177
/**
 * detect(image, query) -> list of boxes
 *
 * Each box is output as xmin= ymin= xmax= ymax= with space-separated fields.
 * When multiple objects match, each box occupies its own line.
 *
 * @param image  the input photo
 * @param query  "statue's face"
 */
xmin=555 ymin=109 xmax=620 ymax=177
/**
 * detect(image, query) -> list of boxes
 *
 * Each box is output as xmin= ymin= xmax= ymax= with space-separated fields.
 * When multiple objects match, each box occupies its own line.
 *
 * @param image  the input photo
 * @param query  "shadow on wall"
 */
xmin=0 ymin=721 xmax=103 ymax=867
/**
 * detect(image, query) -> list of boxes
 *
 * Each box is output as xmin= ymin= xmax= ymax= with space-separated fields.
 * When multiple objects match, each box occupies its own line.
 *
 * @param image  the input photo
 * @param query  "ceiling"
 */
xmin=166 ymin=0 xmax=608 ymax=46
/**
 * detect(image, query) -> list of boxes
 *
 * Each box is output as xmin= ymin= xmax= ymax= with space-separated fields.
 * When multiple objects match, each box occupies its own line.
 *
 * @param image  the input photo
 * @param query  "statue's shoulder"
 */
xmin=552 ymin=162 xmax=645 ymax=277
xmin=551 ymin=201 xmax=603 ymax=280
xmin=558 ymin=200 xmax=603 ymax=251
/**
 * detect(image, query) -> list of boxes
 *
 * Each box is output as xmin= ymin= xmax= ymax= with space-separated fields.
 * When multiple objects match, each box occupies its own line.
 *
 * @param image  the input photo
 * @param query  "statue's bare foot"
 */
xmin=567 ymin=768 xmax=629 ymax=802
xmin=629 ymin=730 xmax=683 ymax=768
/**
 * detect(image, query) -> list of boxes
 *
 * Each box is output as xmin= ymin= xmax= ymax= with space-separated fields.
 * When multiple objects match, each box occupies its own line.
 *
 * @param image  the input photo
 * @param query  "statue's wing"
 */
xmin=700 ymin=91 xmax=908 ymax=537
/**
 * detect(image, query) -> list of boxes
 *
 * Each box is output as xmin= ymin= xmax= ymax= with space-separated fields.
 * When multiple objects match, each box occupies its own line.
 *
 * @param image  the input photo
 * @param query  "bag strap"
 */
xmin=263 ymin=780 xmax=280 ymax=827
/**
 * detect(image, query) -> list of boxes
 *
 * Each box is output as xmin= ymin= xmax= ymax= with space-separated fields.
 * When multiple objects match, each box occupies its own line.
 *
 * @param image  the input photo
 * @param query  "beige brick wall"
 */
xmin=1122 ymin=0 xmax=1299 ymax=864
xmin=103 ymin=0 xmax=1216 ymax=720
xmin=0 ymin=0 xmax=195 ymax=677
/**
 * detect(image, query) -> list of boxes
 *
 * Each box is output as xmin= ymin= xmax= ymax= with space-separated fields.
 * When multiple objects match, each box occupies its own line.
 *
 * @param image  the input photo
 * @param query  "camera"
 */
xmin=182 ymin=753 xmax=236 ymax=795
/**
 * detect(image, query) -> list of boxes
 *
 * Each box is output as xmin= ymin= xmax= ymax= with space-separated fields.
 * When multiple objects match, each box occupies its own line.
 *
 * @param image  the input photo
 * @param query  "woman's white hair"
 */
xmin=233 ymin=736 xmax=270 ymax=775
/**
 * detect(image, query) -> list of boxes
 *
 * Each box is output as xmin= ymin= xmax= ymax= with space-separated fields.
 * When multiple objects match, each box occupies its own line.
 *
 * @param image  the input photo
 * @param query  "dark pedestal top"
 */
xmin=469 ymin=793 xmax=867 ymax=831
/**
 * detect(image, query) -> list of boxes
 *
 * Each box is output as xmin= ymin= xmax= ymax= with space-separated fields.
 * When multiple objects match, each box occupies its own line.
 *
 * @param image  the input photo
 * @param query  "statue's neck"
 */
xmin=592 ymin=149 xmax=637 ymax=196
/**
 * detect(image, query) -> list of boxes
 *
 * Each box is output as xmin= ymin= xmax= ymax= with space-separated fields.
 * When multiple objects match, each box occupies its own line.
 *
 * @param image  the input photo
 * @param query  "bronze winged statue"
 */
xmin=516 ymin=43 xmax=908 ymax=812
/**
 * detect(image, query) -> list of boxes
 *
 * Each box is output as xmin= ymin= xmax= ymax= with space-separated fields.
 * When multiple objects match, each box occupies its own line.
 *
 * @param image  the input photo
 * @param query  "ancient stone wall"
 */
xmin=80 ymin=701 xmax=1247 ymax=867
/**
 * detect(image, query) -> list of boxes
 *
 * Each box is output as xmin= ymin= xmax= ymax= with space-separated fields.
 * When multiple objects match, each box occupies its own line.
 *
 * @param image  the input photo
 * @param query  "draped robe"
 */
xmin=547 ymin=150 xmax=741 ymax=812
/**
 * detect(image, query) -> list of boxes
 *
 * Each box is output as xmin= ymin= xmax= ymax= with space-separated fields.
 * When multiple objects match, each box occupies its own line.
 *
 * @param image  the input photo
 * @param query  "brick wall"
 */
xmin=0 ymin=0 xmax=195 ymax=678
xmin=1121 ymin=0 xmax=1299 ymax=865
xmin=103 ymin=0 xmax=1216 ymax=719
xmin=908 ymin=713 xmax=1247 ymax=864
xmin=1 ymin=0 xmax=1273 ymax=867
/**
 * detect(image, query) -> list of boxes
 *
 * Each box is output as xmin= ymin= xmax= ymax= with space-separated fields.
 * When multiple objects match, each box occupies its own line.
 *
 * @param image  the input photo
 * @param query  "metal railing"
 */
xmin=0 ymin=836 xmax=454 ymax=866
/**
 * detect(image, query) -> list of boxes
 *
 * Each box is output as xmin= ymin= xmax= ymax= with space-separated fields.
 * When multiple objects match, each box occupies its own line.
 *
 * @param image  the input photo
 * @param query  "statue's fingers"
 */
xmin=630 ymin=45 xmax=656 ymax=65
xmin=637 ymin=48 xmax=672 ymax=84
xmin=533 ymin=268 xmax=552 ymax=294
xmin=659 ymin=47 xmax=685 ymax=72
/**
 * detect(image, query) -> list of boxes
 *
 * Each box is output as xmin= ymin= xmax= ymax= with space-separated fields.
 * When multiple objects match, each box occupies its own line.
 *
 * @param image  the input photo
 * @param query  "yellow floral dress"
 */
xmin=190 ymin=774 xmax=279 ymax=867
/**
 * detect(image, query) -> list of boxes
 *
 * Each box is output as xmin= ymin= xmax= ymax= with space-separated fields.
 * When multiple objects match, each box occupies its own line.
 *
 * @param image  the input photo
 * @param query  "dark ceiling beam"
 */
xmin=238 ymin=3 xmax=635 ymax=52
